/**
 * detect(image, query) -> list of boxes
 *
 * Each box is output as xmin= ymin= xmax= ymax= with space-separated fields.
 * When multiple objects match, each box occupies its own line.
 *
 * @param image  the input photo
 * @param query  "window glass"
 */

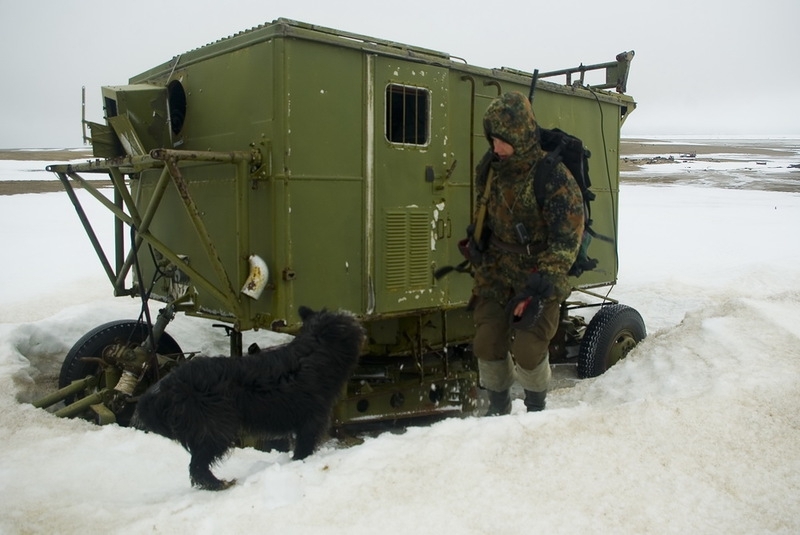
xmin=385 ymin=84 xmax=429 ymax=145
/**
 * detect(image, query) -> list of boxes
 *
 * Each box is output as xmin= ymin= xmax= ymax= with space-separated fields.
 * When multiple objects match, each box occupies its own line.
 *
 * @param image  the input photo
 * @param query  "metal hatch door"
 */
xmin=369 ymin=57 xmax=455 ymax=315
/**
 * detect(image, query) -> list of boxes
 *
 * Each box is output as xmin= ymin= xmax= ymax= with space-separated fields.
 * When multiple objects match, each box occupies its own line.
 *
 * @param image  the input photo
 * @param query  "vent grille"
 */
xmin=385 ymin=210 xmax=430 ymax=291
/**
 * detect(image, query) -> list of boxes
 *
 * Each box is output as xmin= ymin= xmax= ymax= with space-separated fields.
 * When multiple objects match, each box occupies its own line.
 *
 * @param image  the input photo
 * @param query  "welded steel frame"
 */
xmin=47 ymin=149 xmax=256 ymax=324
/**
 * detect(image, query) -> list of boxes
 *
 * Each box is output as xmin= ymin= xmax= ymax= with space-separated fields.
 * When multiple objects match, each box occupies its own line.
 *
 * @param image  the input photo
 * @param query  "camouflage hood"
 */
xmin=483 ymin=91 xmax=541 ymax=165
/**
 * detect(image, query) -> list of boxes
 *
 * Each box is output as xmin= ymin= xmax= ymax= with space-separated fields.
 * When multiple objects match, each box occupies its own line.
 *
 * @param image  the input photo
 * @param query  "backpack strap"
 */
xmin=533 ymin=137 xmax=567 ymax=207
xmin=533 ymin=141 xmax=613 ymax=243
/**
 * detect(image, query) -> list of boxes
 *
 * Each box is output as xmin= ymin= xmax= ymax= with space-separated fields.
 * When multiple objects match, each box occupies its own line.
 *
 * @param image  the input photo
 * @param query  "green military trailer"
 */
xmin=37 ymin=18 xmax=644 ymax=427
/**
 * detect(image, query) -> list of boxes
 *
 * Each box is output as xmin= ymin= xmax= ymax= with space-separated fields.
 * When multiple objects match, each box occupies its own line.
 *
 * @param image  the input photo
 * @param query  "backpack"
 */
xmin=534 ymin=128 xmax=613 ymax=278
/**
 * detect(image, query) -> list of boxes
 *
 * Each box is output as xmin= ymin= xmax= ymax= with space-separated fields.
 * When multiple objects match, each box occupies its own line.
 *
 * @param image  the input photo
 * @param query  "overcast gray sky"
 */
xmin=1 ymin=0 xmax=797 ymax=148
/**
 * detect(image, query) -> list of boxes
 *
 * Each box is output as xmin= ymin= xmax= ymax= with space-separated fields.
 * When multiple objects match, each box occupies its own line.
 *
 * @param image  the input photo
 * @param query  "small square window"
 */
xmin=385 ymin=84 xmax=429 ymax=145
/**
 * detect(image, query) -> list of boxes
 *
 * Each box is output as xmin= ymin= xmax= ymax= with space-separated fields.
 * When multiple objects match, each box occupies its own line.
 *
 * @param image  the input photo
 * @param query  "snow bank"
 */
xmin=1 ymin=148 xmax=799 ymax=534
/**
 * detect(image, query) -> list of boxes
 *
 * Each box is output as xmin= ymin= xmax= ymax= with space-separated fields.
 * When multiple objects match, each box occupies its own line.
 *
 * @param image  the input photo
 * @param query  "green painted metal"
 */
xmin=111 ymin=18 xmax=634 ymax=329
xmin=32 ymin=376 xmax=97 ymax=410
xmin=47 ymin=18 xmax=636 ymax=424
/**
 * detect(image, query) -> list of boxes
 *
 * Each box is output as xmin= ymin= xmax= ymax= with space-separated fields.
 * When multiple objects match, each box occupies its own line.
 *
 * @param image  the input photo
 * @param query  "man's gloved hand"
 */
xmin=505 ymin=272 xmax=554 ymax=329
xmin=458 ymin=224 xmax=491 ymax=265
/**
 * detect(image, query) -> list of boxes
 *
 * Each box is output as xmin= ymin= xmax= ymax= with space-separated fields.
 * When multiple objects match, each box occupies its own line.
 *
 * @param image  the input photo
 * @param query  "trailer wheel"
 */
xmin=58 ymin=320 xmax=182 ymax=414
xmin=578 ymin=304 xmax=645 ymax=379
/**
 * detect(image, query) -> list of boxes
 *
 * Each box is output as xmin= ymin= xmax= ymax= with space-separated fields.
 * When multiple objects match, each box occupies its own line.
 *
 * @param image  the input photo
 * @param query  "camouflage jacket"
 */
xmin=472 ymin=92 xmax=584 ymax=304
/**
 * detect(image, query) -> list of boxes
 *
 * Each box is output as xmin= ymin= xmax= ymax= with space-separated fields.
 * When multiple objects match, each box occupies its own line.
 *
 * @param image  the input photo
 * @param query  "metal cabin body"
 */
xmin=45 ymin=19 xmax=637 ymax=426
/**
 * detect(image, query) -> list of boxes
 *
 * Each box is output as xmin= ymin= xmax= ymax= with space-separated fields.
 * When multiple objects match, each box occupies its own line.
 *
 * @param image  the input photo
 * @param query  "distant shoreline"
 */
xmin=1 ymin=138 xmax=797 ymax=195
xmin=0 ymin=180 xmax=112 ymax=196
xmin=619 ymin=138 xmax=799 ymax=174
xmin=0 ymin=149 xmax=93 ymax=161
xmin=2 ymin=138 xmax=798 ymax=160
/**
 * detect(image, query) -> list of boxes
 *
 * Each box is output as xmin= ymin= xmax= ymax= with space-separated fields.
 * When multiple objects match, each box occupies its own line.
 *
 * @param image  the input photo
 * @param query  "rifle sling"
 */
xmin=473 ymin=169 xmax=495 ymax=242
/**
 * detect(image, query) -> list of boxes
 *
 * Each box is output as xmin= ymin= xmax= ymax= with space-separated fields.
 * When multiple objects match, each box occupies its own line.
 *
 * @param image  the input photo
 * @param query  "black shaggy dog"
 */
xmin=133 ymin=306 xmax=365 ymax=490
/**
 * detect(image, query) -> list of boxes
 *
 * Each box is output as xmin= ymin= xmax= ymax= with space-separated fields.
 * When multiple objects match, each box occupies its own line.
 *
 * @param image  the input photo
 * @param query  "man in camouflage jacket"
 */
xmin=471 ymin=91 xmax=584 ymax=415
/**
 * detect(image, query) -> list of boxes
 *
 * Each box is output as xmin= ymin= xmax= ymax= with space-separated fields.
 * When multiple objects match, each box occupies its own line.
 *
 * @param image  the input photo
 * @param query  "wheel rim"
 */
xmin=59 ymin=321 xmax=182 ymax=425
xmin=607 ymin=329 xmax=638 ymax=367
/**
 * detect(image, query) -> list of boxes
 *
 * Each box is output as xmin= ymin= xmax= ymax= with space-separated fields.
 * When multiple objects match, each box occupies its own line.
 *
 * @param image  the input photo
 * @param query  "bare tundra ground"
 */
xmin=2 ymin=139 xmax=797 ymax=195
xmin=0 ymin=148 xmax=101 ymax=195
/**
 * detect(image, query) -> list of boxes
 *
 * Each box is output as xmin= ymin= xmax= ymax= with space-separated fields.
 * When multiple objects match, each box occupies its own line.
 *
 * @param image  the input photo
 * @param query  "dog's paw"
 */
xmin=218 ymin=478 xmax=237 ymax=491
xmin=193 ymin=477 xmax=237 ymax=491
xmin=207 ymin=478 xmax=237 ymax=491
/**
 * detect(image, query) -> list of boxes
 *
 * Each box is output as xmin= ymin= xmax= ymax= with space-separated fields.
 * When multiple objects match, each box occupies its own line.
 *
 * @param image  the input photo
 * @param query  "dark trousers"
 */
xmin=472 ymin=297 xmax=559 ymax=392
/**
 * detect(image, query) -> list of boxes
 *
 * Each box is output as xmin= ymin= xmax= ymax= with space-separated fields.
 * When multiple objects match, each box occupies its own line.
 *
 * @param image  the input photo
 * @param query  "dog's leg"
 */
xmin=292 ymin=419 xmax=326 ymax=460
xmin=189 ymin=446 xmax=235 ymax=491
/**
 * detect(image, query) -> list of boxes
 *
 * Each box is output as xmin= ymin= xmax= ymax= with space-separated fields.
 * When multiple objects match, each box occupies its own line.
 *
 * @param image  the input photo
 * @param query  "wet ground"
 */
xmin=0 ymin=148 xmax=105 ymax=195
xmin=3 ymin=139 xmax=799 ymax=194
xmin=620 ymin=137 xmax=800 ymax=192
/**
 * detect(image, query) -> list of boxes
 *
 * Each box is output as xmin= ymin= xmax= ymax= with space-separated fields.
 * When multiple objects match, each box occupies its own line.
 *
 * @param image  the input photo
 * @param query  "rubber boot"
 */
xmin=477 ymin=358 xmax=515 ymax=417
xmin=523 ymin=390 xmax=546 ymax=412
xmin=515 ymin=354 xmax=551 ymax=413
xmin=485 ymin=389 xmax=512 ymax=416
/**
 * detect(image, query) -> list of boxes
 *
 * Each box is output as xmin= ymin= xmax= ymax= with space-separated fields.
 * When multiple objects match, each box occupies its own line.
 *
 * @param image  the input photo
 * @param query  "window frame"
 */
xmin=384 ymin=83 xmax=431 ymax=147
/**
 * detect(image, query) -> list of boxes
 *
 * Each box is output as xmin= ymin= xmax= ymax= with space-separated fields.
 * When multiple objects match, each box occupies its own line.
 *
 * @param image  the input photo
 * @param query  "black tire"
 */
xmin=58 ymin=320 xmax=182 ymax=414
xmin=578 ymin=304 xmax=646 ymax=379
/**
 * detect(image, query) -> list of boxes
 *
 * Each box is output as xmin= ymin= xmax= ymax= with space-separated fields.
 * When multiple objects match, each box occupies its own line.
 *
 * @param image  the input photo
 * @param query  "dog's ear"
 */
xmin=298 ymin=306 xmax=315 ymax=321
